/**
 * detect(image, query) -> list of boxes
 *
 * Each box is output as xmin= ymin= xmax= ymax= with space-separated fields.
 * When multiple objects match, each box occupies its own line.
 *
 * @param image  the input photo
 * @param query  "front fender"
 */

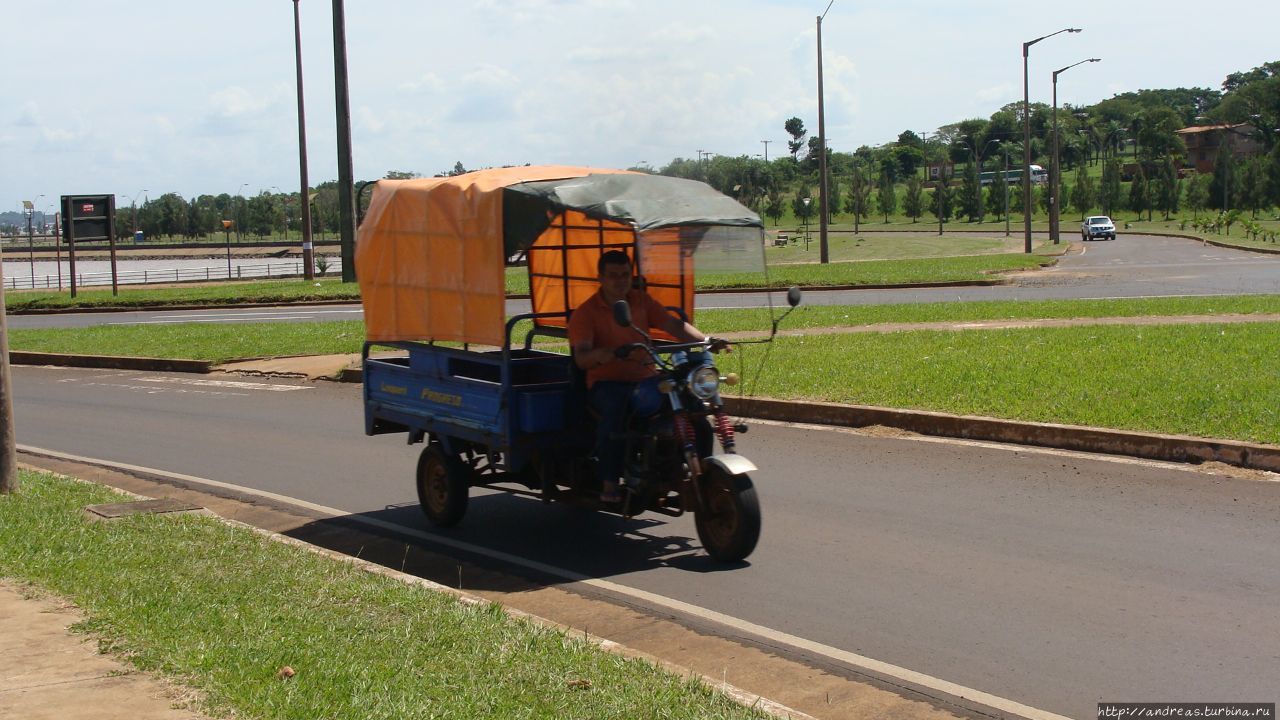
xmin=704 ymin=454 xmax=757 ymax=477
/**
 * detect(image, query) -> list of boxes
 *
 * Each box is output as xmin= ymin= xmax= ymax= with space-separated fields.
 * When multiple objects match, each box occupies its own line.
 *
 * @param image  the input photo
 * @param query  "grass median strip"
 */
xmin=723 ymin=322 xmax=1280 ymax=445
xmin=0 ymin=471 xmax=769 ymax=720
xmin=694 ymin=294 xmax=1280 ymax=334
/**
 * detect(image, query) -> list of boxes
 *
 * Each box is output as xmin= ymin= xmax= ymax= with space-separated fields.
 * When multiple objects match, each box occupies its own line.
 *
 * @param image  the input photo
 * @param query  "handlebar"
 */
xmin=613 ymin=337 xmax=728 ymax=365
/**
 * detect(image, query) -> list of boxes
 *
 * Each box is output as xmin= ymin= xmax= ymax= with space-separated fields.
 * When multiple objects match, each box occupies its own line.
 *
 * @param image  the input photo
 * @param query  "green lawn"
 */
xmin=0 ymin=472 xmax=768 ymax=720
xmin=694 ymin=294 xmax=1280 ymax=335
xmin=725 ymin=322 xmax=1280 ymax=445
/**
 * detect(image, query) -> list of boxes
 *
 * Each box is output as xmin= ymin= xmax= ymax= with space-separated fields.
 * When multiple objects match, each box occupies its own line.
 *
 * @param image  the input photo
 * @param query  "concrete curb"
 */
xmin=10 ymin=351 xmax=213 ymax=374
xmin=722 ymin=396 xmax=1280 ymax=473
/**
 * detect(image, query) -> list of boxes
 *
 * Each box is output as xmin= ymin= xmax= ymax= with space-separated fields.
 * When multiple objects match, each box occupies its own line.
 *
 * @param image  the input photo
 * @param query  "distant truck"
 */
xmin=1081 ymin=215 xmax=1116 ymax=241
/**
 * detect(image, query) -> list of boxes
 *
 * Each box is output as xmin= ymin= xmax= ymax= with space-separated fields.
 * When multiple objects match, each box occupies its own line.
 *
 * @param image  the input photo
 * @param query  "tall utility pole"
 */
xmin=1023 ymin=27 xmax=1081 ymax=253
xmin=293 ymin=0 xmax=315 ymax=280
xmin=815 ymin=1 xmax=834 ymax=264
xmin=0 ymin=249 xmax=16 ymax=494
xmin=1050 ymin=57 xmax=1100 ymax=244
xmin=333 ymin=0 xmax=357 ymax=283
xmin=761 ymin=140 xmax=771 ymax=162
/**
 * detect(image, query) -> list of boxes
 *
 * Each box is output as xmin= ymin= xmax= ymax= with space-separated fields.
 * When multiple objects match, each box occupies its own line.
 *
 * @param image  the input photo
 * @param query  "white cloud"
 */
xmin=15 ymin=102 xmax=41 ymax=127
xmin=397 ymin=73 xmax=445 ymax=94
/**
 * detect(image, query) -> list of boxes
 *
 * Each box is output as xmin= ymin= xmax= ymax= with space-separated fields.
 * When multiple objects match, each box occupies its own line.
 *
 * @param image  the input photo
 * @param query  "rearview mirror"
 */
xmin=786 ymin=286 xmax=802 ymax=308
xmin=612 ymin=300 xmax=633 ymax=327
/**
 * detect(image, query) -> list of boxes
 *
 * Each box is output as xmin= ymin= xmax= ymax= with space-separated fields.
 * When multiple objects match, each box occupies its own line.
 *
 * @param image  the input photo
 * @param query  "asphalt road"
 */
xmin=9 ymin=234 xmax=1280 ymax=330
xmin=12 ymin=365 xmax=1280 ymax=718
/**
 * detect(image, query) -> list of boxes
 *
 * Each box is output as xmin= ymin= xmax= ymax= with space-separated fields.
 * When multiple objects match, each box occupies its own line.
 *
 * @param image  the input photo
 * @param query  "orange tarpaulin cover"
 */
xmin=357 ymin=165 xmax=761 ymax=347
xmin=357 ymin=166 xmax=630 ymax=347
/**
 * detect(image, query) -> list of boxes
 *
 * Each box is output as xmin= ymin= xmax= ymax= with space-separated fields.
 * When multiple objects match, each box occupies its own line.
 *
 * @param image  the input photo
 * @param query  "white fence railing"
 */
xmin=3 ymin=259 xmax=345 ymax=291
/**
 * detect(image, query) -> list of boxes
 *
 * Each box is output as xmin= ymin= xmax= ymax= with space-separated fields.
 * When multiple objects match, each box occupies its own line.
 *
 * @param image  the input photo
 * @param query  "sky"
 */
xmin=5 ymin=0 xmax=1279 ymax=214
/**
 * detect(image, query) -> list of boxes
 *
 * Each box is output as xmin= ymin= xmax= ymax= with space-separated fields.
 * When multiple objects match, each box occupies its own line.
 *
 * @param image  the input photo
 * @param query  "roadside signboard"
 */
xmin=60 ymin=194 xmax=118 ymax=297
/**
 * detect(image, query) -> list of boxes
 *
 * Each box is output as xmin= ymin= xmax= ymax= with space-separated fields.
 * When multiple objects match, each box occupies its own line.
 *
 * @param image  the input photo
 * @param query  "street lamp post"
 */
xmin=1023 ymin=27 xmax=1081 ymax=252
xmin=26 ymin=195 xmax=44 ymax=288
xmin=124 ymin=189 xmax=147 ymax=243
xmin=816 ymin=0 xmax=835 ymax=264
xmin=229 ymin=182 xmax=248 ymax=279
xmin=1050 ymin=58 xmax=1100 ymax=243
xmin=293 ymin=0 xmax=315 ymax=280
xmin=1003 ymin=144 xmax=1011 ymax=236
xmin=802 ymin=197 xmax=811 ymax=251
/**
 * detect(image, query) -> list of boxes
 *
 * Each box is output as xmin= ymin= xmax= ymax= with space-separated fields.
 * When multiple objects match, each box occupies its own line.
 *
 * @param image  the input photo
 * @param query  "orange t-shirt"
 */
xmin=568 ymin=289 xmax=674 ymax=388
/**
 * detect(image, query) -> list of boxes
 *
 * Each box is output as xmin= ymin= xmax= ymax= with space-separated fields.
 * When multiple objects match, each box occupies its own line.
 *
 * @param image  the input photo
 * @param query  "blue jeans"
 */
xmin=589 ymin=377 xmax=664 ymax=486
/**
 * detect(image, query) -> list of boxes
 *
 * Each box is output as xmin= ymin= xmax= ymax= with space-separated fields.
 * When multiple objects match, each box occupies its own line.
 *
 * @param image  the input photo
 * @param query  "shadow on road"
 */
xmin=280 ymin=491 xmax=744 ymax=596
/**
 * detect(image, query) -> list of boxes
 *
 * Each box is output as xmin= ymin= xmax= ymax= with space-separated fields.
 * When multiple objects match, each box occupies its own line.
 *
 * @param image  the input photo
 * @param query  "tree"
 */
xmin=153 ymin=193 xmax=189 ymax=240
xmin=246 ymin=193 xmax=276 ymax=237
xmin=903 ymin=176 xmax=924 ymax=222
xmin=1153 ymin=156 xmax=1180 ymax=220
xmin=1209 ymin=145 xmax=1238 ymax=210
xmin=1136 ymin=107 xmax=1186 ymax=162
xmin=891 ymin=145 xmax=924 ymax=178
xmin=931 ymin=180 xmax=953 ymax=225
xmin=877 ymin=170 xmax=897 ymax=223
xmin=763 ymin=189 xmax=785 ymax=226
xmin=1184 ymin=171 xmax=1210 ymax=218
xmin=792 ymin=186 xmax=814 ymax=225
xmin=1100 ymin=159 xmax=1123 ymax=217
xmin=1070 ymin=165 xmax=1096 ymax=220
xmin=958 ymin=161 xmax=982 ymax=222
xmin=826 ymin=176 xmax=843 ymax=221
xmin=985 ymin=174 xmax=1005 ymax=220
xmin=845 ymin=165 xmax=872 ymax=232
xmin=1268 ymin=144 xmax=1280 ymax=209
xmin=1239 ymin=157 xmax=1268 ymax=218
xmin=1128 ymin=164 xmax=1150 ymax=220
xmin=784 ymin=117 xmax=807 ymax=160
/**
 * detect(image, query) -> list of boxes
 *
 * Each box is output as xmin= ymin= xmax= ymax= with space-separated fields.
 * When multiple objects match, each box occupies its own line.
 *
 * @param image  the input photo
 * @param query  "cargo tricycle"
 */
xmin=357 ymin=166 xmax=799 ymax=562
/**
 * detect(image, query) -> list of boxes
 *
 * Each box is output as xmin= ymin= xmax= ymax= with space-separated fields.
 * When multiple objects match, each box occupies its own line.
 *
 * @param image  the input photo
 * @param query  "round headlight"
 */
xmin=689 ymin=366 xmax=720 ymax=399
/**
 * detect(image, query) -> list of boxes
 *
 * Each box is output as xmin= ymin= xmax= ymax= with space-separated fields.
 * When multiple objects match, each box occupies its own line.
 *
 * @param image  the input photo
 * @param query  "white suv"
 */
xmin=1081 ymin=216 xmax=1116 ymax=241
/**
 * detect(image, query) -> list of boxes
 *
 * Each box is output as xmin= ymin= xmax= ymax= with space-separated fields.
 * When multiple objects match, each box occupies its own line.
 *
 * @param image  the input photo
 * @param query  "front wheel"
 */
xmin=694 ymin=468 xmax=761 ymax=562
xmin=416 ymin=444 xmax=469 ymax=527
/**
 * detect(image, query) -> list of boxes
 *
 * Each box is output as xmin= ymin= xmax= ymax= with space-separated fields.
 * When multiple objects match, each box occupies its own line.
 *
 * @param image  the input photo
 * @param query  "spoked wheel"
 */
xmin=694 ymin=467 xmax=761 ymax=562
xmin=416 ymin=444 xmax=469 ymax=527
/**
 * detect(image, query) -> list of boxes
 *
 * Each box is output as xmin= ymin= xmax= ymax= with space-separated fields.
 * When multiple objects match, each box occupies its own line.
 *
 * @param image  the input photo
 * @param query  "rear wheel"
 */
xmin=694 ymin=467 xmax=761 ymax=562
xmin=416 ymin=444 xmax=469 ymax=527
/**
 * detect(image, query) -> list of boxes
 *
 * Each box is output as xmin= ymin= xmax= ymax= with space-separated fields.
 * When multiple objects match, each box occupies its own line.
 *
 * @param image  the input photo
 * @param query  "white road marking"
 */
xmin=18 ymin=445 xmax=1074 ymax=720
xmin=133 ymin=376 xmax=313 ymax=391
xmin=110 ymin=317 xmax=317 ymax=325
xmin=107 ymin=308 xmax=364 ymax=325
xmin=151 ymin=309 xmax=362 ymax=320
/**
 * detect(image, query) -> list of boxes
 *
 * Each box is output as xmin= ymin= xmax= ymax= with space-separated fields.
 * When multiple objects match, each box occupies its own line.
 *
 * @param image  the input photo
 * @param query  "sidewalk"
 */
xmin=0 ymin=581 xmax=208 ymax=720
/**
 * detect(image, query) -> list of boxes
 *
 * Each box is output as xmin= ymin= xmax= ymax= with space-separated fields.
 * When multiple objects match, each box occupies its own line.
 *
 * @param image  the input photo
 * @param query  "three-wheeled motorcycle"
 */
xmin=357 ymin=166 xmax=799 ymax=562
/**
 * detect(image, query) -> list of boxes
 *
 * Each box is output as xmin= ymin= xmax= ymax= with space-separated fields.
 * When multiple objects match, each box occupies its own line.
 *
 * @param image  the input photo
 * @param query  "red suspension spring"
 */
xmin=673 ymin=414 xmax=697 ymax=451
xmin=713 ymin=410 xmax=736 ymax=452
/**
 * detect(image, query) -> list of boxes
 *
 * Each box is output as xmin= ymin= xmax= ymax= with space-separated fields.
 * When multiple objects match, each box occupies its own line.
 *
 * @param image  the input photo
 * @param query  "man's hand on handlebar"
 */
xmin=613 ymin=343 xmax=653 ymax=365
xmin=707 ymin=337 xmax=733 ymax=354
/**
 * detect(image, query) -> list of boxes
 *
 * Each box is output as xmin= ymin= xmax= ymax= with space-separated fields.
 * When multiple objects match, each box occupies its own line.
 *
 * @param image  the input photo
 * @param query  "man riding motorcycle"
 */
xmin=567 ymin=250 xmax=728 ymax=503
